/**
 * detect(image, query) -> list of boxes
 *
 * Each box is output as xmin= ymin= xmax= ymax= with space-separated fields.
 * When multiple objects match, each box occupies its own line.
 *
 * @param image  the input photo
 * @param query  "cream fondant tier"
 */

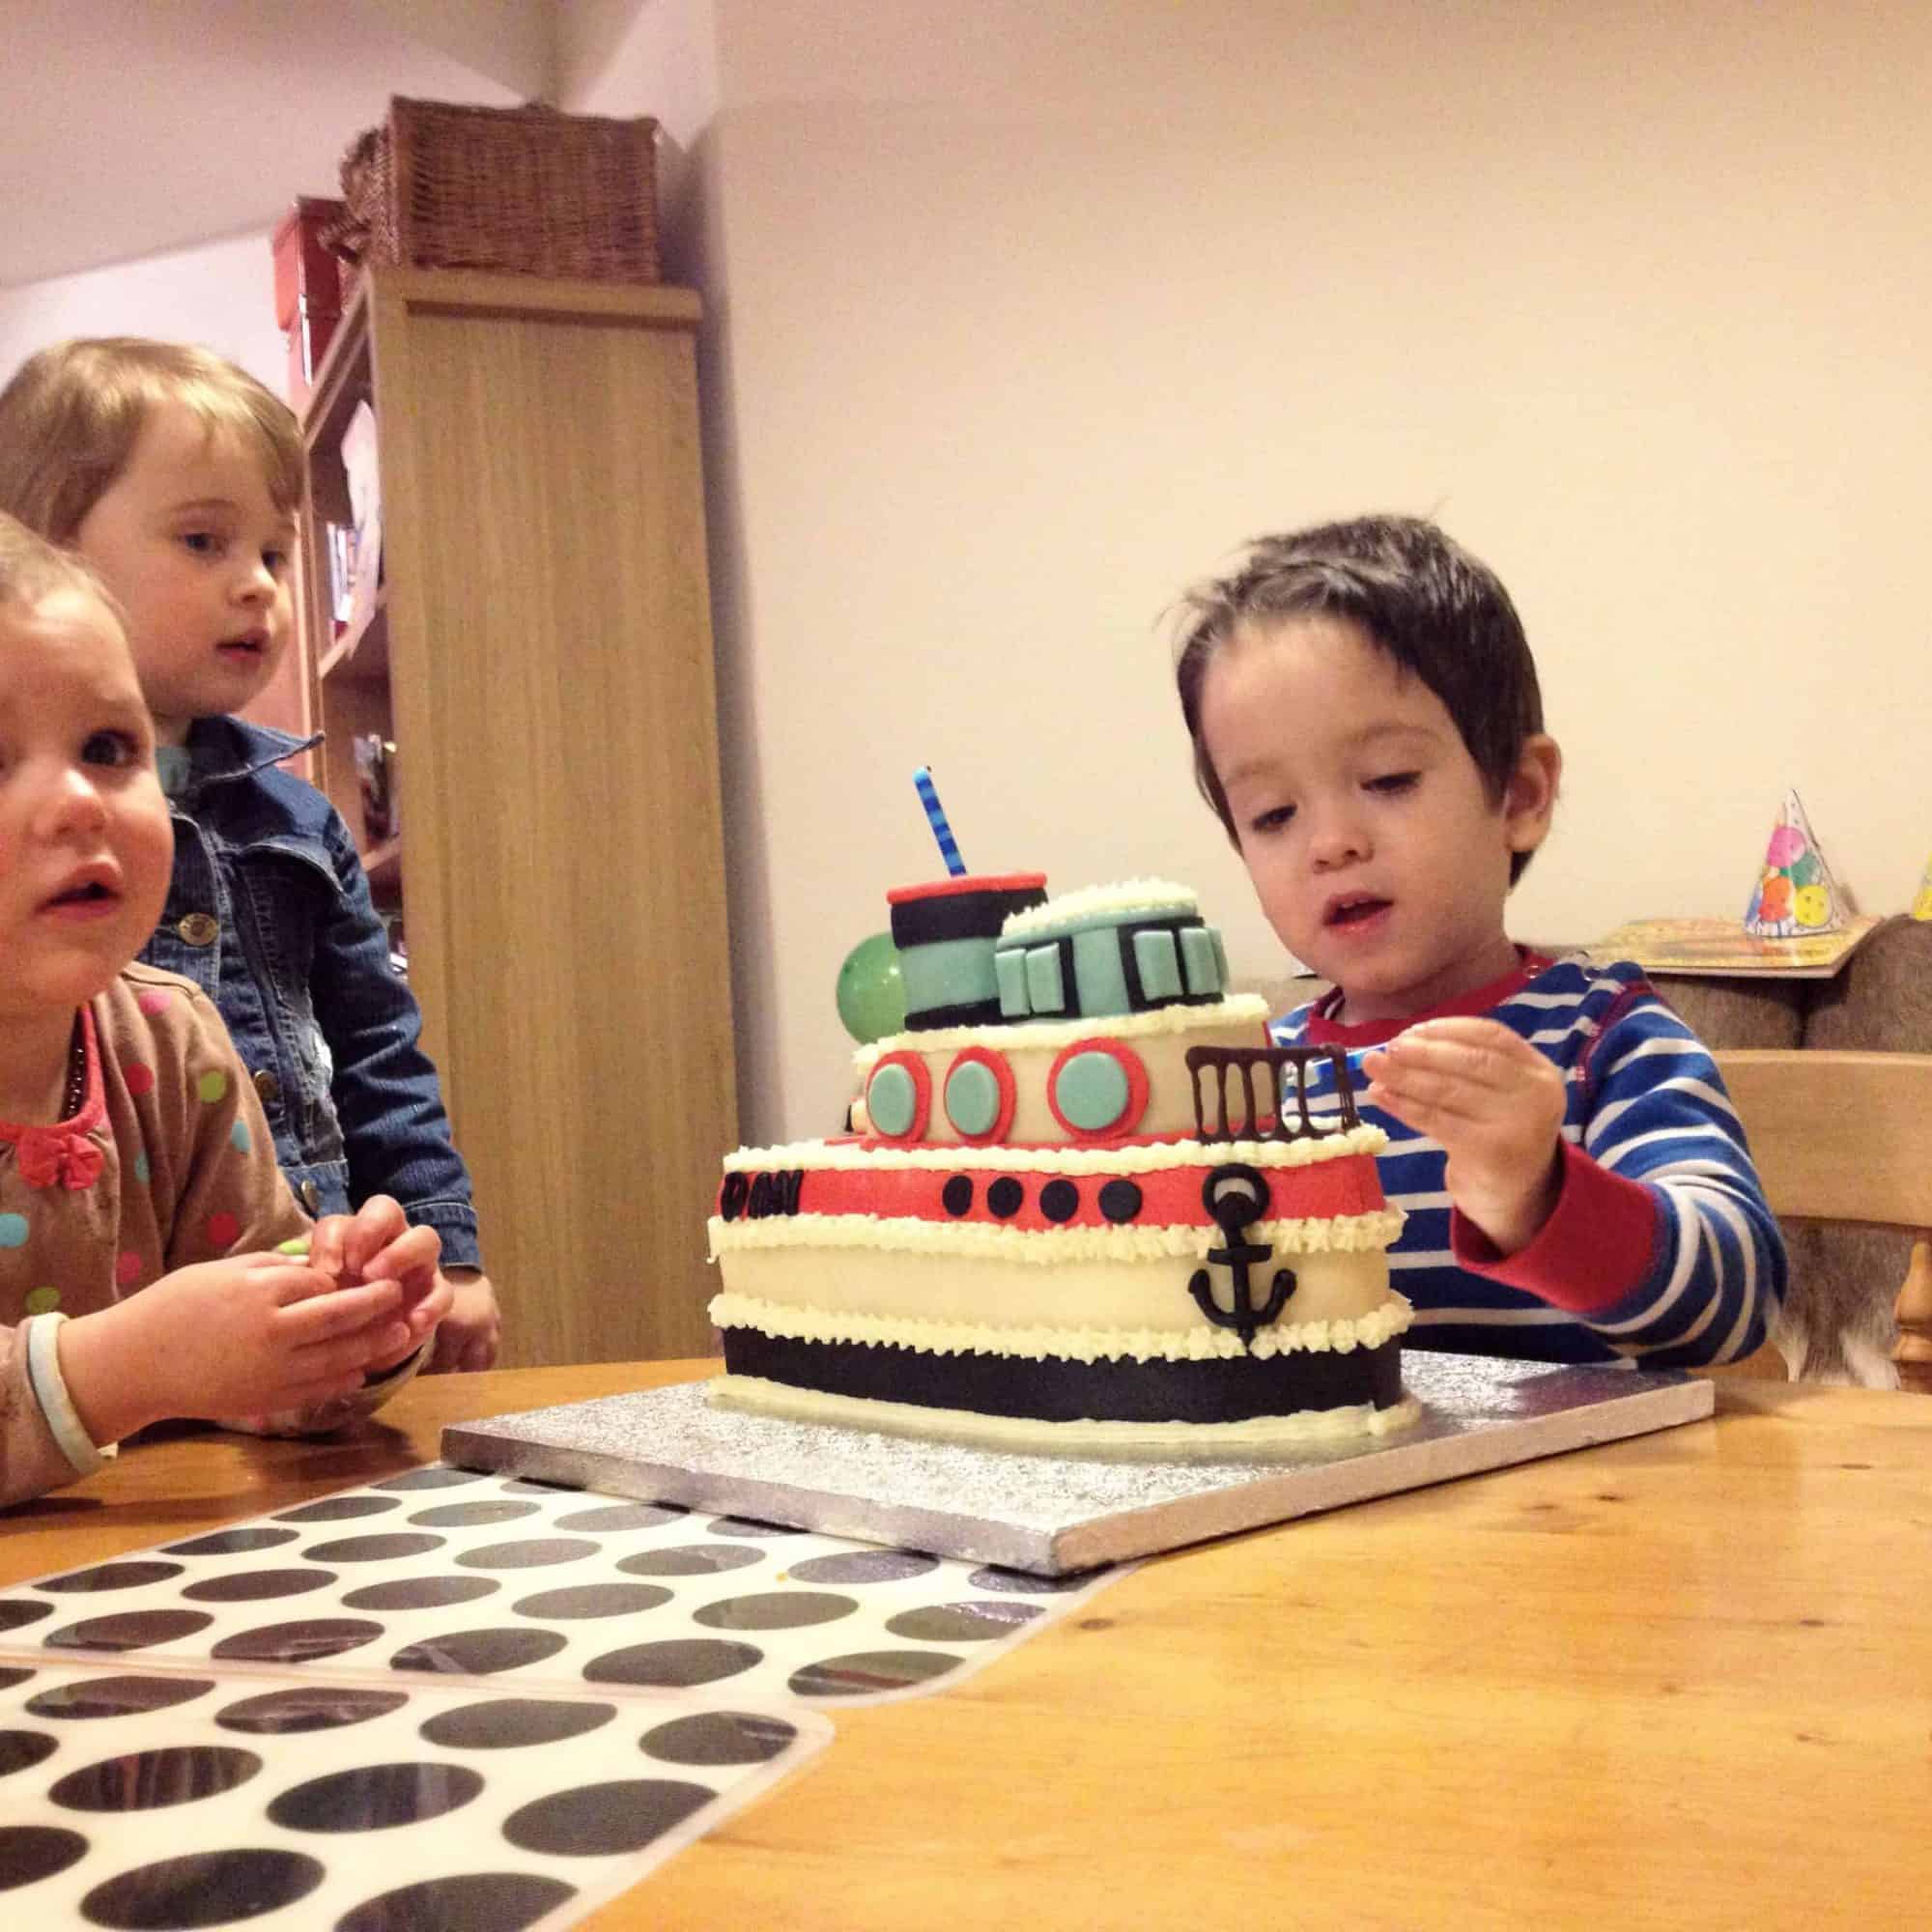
xmin=705 ymin=879 xmax=1416 ymax=1455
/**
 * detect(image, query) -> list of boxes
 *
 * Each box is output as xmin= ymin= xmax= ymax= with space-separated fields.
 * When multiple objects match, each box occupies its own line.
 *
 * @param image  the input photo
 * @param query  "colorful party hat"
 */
xmin=1743 ymin=789 xmax=1847 ymax=937
xmin=1914 ymin=850 xmax=1932 ymax=922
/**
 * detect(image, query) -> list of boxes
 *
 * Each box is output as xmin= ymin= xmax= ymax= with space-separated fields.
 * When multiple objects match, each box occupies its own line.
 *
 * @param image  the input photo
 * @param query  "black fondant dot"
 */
xmin=641 ymin=1710 xmax=797 ymax=1766
xmin=342 ymin=1574 xmax=501 ymax=1612
xmin=511 ymin=1582 xmax=672 ymax=1620
xmin=50 ymin=1744 xmax=261 ymax=1811
xmin=694 ymin=1591 xmax=856 ymax=1632
xmin=1038 ymin=1178 xmax=1080 ymax=1223
xmin=43 ymin=1608 xmax=212 ymax=1652
xmin=554 ymin=1501 xmax=688 ymax=1533
xmin=270 ymin=1760 xmax=484 ymax=1833
xmin=986 ymin=1176 xmax=1024 ymax=1219
xmin=705 ymin=1516 xmax=806 ymax=1539
xmin=1097 ymin=1178 xmax=1144 ymax=1224
xmin=786 ymin=1649 xmax=960 ymax=1698
xmin=182 ymin=1568 xmax=337 ymax=1603
xmin=159 ymin=1526 xmax=298 ymax=1557
xmin=503 ymin=1778 xmax=712 ymax=1858
xmin=885 ymin=1600 xmax=1043 ymax=1642
xmin=81 ymin=1849 xmax=323 ymax=1926
xmin=788 ymin=1548 xmax=942 ymax=1585
xmin=26 ymin=1674 xmax=213 ymax=1719
xmin=0 ymin=1729 xmax=56 ymax=1777
xmin=216 ymin=1686 xmax=409 ymax=1734
xmin=211 ymin=1618 xmax=383 ymax=1663
xmin=455 ymin=1537 xmax=600 ymax=1570
xmin=941 ymin=1174 xmax=974 ymax=1217
xmin=0 ymin=1600 xmax=50 ymax=1633
xmin=301 ymin=1532 xmax=446 ymax=1563
xmin=583 ymin=1638 xmax=761 ymax=1689
xmin=418 ymin=1697 xmax=618 ymax=1750
xmin=0 ymin=1824 xmax=86 ymax=1890
xmin=390 ymin=1627 xmax=569 ymax=1677
xmin=0 ymin=1667 xmax=30 ymax=1690
xmin=336 ymin=1873 xmax=577 ymax=1932
xmin=408 ymin=1499 xmax=541 ymax=1528
xmin=273 ymin=1493 xmax=400 ymax=1522
xmin=39 ymin=1559 xmax=184 ymax=1593
xmin=373 ymin=1466 xmax=486 ymax=1492
xmin=720 ymin=1170 xmax=750 ymax=1221
xmin=617 ymin=1544 xmax=763 ymax=1577
xmin=968 ymin=1563 xmax=1105 ymax=1592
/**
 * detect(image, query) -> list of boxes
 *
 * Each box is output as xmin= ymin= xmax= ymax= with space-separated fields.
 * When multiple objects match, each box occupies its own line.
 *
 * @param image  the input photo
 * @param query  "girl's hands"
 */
xmin=306 ymin=1196 xmax=448 ymax=1375
xmin=1360 ymin=1017 xmax=1568 ymax=1256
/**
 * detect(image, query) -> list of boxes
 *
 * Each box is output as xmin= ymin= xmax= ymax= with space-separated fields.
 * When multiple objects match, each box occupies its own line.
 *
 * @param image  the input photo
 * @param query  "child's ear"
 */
xmin=1503 ymin=734 xmax=1562 ymax=854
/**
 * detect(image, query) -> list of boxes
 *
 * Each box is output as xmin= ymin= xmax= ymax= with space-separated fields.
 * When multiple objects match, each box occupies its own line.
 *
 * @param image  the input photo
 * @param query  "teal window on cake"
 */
xmin=995 ymin=947 xmax=1030 ymax=1018
xmin=1024 ymin=944 xmax=1067 ymax=1014
xmin=1131 ymin=927 xmax=1183 ymax=1003
xmin=1180 ymin=924 xmax=1223 ymax=997
xmin=866 ymin=1051 xmax=931 ymax=1141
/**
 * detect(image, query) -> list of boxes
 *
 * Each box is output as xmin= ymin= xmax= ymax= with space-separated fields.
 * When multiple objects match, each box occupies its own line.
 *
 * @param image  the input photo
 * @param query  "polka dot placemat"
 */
xmin=0 ymin=1466 xmax=1121 ymax=1710
xmin=0 ymin=1653 xmax=827 ymax=1927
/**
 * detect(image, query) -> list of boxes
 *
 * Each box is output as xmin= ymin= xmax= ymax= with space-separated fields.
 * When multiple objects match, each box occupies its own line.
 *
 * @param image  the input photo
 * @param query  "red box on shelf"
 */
xmin=272 ymin=196 xmax=347 ymax=405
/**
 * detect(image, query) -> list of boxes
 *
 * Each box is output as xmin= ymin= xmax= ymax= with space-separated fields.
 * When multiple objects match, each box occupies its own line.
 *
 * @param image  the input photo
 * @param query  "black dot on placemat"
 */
xmin=1098 ymin=1178 xmax=1144 ymax=1224
xmin=342 ymin=1575 xmax=501 ymax=1613
xmin=336 ymin=1873 xmax=576 ymax=1932
xmin=454 ymin=1538 xmax=600 ymax=1571
xmin=39 ymin=1560 xmax=184 ymax=1594
xmin=26 ymin=1674 xmax=213 ymax=1719
xmin=389 ymin=1628 xmax=569 ymax=1677
xmin=886 ymin=1601 xmax=1043 ymax=1642
xmin=0 ymin=1600 xmax=50 ymax=1634
xmin=274 ymin=1494 xmax=400 ymax=1523
xmin=583 ymin=1639 xmax=761 ymax=1690
xmin=941 ymin=1174 xmax=974 ymax=1216
xmin=301 ymin=1532 xmax=447 ymax=1564
xmin=986 ymin=1176 xmax=1025 ymax=1219
xmin=641 ymin=1711 xmax=797 ymax=1767
xmin=0 ymin=1666 xmax=31 ymax=1691
xmin=694 ymin=1592 xmax=856 ymax=1633
xmin=212 ymin=1618 xmax=383 ymax=1664
xmin=373 ymin=1467 xmax=487 ymax=1492
xmin=50 ymin=1745 xmax=261 ymax=1811
xmin=554 ymin=1501 xmax=689 ymax=1533
xmin=215 ymin=1686 xmax=409 ymax=1735
xmin=510 ymin=1582 xmax=672 ymax=1621
xmin=617 ymin=1544 xmax=763 ymax=1578
xmin=0 ymin=1730 xmax=56 ymax=1777
xmin=788 ymin=1549 xmax=940 ymax=1585
xmin=182 ymin=1568 xmax=337 ymax=1604
xmin=43 ymin=1609 xmax=212 ymax=1653
xmin=419 ymin=1697 xmax=617 ymax=1750
xmin=408 ymin=1500 xmax=541 ymax=1529
xmin=787 ymin=1649 xmax=961 ymax=1698
xmin=1038 ymin=1178 xmax=1080 ymax=1223
xmin=269 ymin=1760 xmax=484 ymax=1833
xmin=503 ymin=1778 xmax=712 ymax=1858
xmin=80 ymin=1848 xmax=324 ymax=1926
xmin=159 ymin=1526 xmax=298 ymax=1558
xmin=968 ymin=1563 xmax=1104 ymax=1593
xmin=0 ymin=1824 xmax=86 ymax=1891
xmin=705 ymin=1516 xmax=806 ymax=1540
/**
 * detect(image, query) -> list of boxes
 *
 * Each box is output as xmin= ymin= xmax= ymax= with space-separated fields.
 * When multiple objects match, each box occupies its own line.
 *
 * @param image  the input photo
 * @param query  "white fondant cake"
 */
xmin=706 ymin=876 xmax=1415 ymax=1455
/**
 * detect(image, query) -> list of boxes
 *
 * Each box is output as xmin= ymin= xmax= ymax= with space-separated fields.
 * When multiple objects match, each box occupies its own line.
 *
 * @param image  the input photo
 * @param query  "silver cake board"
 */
xmin=440 ymin=1353 xmax=1713 ymax=1577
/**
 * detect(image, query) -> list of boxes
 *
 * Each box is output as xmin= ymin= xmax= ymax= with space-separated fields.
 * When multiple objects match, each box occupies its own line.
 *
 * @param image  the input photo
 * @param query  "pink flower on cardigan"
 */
xmin=13 ymin=1126 xmax=105 ymax=1191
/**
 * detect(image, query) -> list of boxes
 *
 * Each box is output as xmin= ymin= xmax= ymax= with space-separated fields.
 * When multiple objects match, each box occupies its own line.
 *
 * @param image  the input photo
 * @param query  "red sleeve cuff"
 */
xmin=1450 ymin=1140 xmax=1662 ymax=1315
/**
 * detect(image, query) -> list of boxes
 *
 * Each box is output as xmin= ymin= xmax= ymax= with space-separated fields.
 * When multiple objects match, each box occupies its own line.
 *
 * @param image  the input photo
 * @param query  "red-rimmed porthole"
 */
xmin=1045 ymin=1037 xmax=1149 ymax=1142
xmin=942 ymin=1046 xmax=1016 ymax=1145
xmin=865 ymin=1050 xmax=931 ymax=1143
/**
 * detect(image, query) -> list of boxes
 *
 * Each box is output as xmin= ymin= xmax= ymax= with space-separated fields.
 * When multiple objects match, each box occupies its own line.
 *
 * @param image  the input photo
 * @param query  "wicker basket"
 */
xmin=327 ymin=97 xmax=660 ymax=284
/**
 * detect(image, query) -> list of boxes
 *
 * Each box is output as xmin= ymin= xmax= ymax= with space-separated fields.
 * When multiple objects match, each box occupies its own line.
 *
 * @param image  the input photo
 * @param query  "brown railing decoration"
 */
xmin=1184 ymin=1044 xmax=1360 ymax=1143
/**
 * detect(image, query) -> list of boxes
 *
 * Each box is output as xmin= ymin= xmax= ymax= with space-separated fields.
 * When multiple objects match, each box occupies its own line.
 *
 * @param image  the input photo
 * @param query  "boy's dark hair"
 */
xmin=1173 ymin=514 xmax=1546 ymax=883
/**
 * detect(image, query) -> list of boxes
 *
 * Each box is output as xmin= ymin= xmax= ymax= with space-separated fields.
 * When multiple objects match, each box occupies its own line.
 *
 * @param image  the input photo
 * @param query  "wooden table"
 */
xmin=5 ymin=1361 xmax=1926 ymax=1929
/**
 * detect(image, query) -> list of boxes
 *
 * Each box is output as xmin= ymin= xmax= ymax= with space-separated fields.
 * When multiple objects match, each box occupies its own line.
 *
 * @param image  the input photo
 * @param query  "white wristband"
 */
xmin=24 ymin=1313 xmax=116 ymax=1477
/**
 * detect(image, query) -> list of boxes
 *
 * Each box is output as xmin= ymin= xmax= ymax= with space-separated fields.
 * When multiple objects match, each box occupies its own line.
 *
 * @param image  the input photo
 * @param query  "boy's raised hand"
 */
xmin=1359 ymin=1017 xmax=1568 ymax=1256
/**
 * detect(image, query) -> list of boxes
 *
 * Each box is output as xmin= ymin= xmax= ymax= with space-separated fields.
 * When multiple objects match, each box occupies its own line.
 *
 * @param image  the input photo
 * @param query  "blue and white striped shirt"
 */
xmin=1271 ymin=953 xmax=1786 ymax=1366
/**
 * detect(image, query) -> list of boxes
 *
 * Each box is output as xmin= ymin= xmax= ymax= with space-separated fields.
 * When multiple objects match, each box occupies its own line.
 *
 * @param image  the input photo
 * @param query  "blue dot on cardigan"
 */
xmin=0 ymin=1213 xmax=27 ymax=1249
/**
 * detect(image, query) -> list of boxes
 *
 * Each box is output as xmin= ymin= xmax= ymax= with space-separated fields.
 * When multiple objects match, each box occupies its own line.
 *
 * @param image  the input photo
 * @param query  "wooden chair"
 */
xmin=1716 ymin=1049 xmax=1932 ymax=1392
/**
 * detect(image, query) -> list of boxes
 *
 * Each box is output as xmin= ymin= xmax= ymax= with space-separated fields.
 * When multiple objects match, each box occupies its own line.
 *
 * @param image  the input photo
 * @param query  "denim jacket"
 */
xmin=138 ymin=715 xmax=481 ymax=1268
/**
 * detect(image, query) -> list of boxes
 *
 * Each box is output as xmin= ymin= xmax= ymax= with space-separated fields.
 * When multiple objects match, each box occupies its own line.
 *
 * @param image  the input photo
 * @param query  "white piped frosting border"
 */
xmin=852 ymin=992 xmax=1270 ymax=1070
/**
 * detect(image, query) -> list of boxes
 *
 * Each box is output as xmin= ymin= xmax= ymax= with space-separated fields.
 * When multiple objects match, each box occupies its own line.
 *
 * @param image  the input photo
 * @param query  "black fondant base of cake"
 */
xmin=719 ymin=1329 xmax=1404 ymax=1424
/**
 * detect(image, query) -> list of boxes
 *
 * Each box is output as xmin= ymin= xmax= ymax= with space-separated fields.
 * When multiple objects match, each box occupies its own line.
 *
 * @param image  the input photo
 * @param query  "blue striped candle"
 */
xmin=912 ymin=766 xmax=967 ymax=877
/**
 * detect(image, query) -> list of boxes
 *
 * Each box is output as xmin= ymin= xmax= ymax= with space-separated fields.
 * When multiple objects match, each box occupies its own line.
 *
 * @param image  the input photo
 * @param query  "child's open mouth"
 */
xmin=43 ymin=878 xmax=119 ymax=918
xmin=1325 ymin=896 xmax=1391 ymax=928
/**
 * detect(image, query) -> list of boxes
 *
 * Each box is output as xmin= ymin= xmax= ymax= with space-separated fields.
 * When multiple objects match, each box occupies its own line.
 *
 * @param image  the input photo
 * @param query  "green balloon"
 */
xmin=837 ymin=931 xmax=906 ymax=1043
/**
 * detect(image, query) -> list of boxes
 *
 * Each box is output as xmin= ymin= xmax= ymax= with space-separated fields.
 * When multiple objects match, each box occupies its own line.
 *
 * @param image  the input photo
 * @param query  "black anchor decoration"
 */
xmin=1187 ymin=1161 xmax=1296 ymax=1349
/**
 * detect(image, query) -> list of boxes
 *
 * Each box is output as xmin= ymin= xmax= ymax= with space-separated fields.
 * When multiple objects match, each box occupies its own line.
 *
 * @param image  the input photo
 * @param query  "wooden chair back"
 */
xmin=1716 ymin=1049 xmax=1932 ymax=1392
